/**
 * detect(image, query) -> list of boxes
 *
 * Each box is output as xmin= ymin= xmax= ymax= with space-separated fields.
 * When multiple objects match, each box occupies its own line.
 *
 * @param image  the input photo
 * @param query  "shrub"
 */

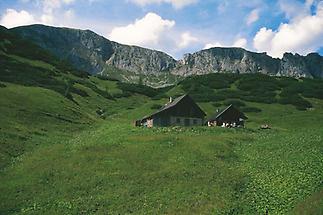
xmin=295 ymin=99 xmax=312 ymax=110
xmin=190 ymin=91 xmax=223 ymax=102
xmin=151 ymin=104 xmax=163 ymax=110
xmin=70 ymin=87 xmax=89 ymax=97
xmin=223 ymin=99 xmax=246 ymax=107
xmin=237 ymin=74 xmax=280 ymax=92
xmin=241 ymin=106 xmax=262 ymax=113
xmin=278 ymin=93 xmax=312 ymax=111
xmin=216 ymin=89 xmax=248 ymax=100
xmin=212 ymin=102 xmax=222 ymax=107
xmin=75 ymin=80 xmax=113 ymax=99
xmin=0 ymin=82 xmax=6 ymax=88
xmin=114 ymin=91 xmax=131 ymax=98
xmin=152 ymin=94 xmax=168 ymax=100
xmin=276 ymin=77 xmax=299 ymax=88
xmin=117 ymin=82 xmax=159 ymax=97
xmin=180 ymin=73 xmax=238 ymax=91
xmin=302 ymin=88 xmax=323 ymax=99
xmin=70 ymin=69 xmax=89 ymax=79
xmin=96 ymin=75 xmax=119 ymax=82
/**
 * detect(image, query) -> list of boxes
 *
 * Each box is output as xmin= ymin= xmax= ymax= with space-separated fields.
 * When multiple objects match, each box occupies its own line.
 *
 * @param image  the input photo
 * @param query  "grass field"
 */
xmin=0 ymin=26 xmax=322 ymax=214
xmin=1 ymin=79 xmax=322 ymax=214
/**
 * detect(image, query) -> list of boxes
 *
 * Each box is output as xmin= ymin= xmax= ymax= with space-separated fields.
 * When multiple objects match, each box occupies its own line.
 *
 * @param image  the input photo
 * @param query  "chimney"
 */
xmin=169 ymin=97 xmax=173 ymax=103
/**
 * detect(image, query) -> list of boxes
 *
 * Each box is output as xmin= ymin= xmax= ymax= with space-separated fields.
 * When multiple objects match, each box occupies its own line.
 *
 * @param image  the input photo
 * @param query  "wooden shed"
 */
xmin=137 ymin=94 xmax=206 ymax=127
xmin=207 ymin=104 xmax=247 ymax=127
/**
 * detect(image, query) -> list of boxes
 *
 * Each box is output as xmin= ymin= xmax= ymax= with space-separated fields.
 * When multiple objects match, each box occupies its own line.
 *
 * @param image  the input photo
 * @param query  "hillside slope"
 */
xmin=0 ymin=25 xmax=159 ymax=168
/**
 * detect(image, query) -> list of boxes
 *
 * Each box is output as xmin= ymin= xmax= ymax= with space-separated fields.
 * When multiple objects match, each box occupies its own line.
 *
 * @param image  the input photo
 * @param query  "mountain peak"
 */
xmin=10 ymin=25 xmax=323 ymax=86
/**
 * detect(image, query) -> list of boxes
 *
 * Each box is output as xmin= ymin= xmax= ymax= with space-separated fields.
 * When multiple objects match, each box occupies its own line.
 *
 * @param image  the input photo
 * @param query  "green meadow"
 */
xmin=1 ymin=26 xmax=323 ymax=214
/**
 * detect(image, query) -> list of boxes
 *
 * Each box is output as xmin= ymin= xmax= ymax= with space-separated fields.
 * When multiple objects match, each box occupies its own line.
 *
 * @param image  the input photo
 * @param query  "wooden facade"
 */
xmin=207 ymin=105 xmax=247 ymax=127
xmin=137 ymin=95 xmax=206 ymax=127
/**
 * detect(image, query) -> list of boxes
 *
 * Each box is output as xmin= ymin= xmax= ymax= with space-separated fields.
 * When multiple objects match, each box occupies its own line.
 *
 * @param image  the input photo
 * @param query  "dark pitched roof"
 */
xmin=208 ymin=104 xmax=247 ymax=121
xmin=141 ymin=94 xmax=205 ymax=121
xmin=156 ymin=94 xmax=187 ymax=112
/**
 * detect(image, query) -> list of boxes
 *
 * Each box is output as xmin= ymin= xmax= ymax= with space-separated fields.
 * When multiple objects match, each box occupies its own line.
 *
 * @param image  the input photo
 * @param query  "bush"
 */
xmin=212 ymin=102 xmax=222 ymax=107
xmin=96 ymin=75 xmax=119 ymax=82
xmin=0 ymin=82 xmax=6 ymax=88
xmin=215 ymin=89 xmax=249 ymax=101
xmin=276 ymin=77 xmax=299 ymax=88
xmin=75 ymin=80 xmax=113 ymax=99
xmin=70 ymin=69 xmax=89 ymax=79
xmin=237 ymin=74 xmax=280 ymax=92
xmin=113 ymin=91 xmax=131 ymax=98
xmin=241 ymin=106 xmax=262 ymax=113
xmin=70 ymin=87 xmax=89 ymax=97
xmin=302 ymin=88 xmax=323 ymax=99
xmin=190 ymin=91 xmax=223 ymax=102
xmin=117 ymin=82 xmax=159 ymax=97
xmin=295 ymin=100 xmax=312 ymax=110
xmin=278 ymin=93 xmax=312 ymax=110
xmin=180 ymin=73 xmax=238 ymax=91
xmin=151 ymin=104 xmax=163 ymax=110
xmin=223 ymin=99 xmax=246 ymax=107
xmin=152 ymin=94 xmax=168 ymax=100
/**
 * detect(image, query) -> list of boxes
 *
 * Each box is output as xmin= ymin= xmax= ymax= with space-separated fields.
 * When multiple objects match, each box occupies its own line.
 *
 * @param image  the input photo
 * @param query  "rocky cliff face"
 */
xmin=304 ymin=53 xmax=323 ymax=78
xmin=173 ymin=48 xmax=280 ymax=77
xmin=12 ymin=25 xmax=176 ymax=75
xmin=12 ymin=25 xmax=114 ymax=74
xmin=11 ymin=25 xmax=323 ymax=87
xmin=108 ymin=43 xmax=176 ymax=74
xmin=173 ymin=48 xmax=323 ymax=79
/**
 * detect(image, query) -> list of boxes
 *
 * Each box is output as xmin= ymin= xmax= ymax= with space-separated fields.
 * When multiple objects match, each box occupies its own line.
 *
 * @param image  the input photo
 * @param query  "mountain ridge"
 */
xmin=9 ymin=24 xmax=323 ymax=86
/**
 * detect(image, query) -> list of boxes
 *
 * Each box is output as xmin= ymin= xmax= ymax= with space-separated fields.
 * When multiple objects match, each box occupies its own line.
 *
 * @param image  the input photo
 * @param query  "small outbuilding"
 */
xmin=207 ymin=104 xmax=247 ymax=128
xmin=136 ymin=94 xmax=206 ymax=127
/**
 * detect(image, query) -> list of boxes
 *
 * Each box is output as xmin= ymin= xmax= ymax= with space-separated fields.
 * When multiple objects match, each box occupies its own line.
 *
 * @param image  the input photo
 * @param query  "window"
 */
xmin=176 ymin=118 xmax=181 ymax=124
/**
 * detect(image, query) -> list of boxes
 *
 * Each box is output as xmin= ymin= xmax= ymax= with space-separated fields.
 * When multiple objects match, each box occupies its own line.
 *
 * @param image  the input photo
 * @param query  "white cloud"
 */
xmin=178 ymin=32 xmax=198 ymax=48
xmin=129 ymin=0 xmax=198 ymax=9
xmin=233 ymin=38 xmax=247 ymax=48
xmin=40 ymin=13 xmax=54 ymax=24
xmin=0 ymin=9 xmax=35 ymax=28
xmin=204 ymin=37 xmax=247 ymax=49
xmin=254 ymin=2 xmax=323 ymax=58
xmin=0 ymin=0 xmax=78 ymax=28
xmin=253 ymin=27 xmax=274 ymax=51
xmin=204 ymin=42 xmax=223 ymax=49
xmin=109 ymin=12 xmax=175 ymax=47
xmin=16 ymin=0 xmax=76 ymax=24
xmin=278 ymin=0 xmax=305 ymax=19
xmin=41 ymin=0 xmax=76 ymax=24
xmin=246 ymin=9 xmax=259 ymax=25
xmin=278 ymin=0 xmax=317 ymax=20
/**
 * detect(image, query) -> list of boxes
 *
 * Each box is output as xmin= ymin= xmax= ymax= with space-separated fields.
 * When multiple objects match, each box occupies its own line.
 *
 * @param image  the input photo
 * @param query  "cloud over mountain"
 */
xmin=0 ymin=9 xmax=35 ymax=28
xmin=254 ymin=2 xmax=323 ymax=58
xmin=109 ymin=12 xmax=175 ymax=47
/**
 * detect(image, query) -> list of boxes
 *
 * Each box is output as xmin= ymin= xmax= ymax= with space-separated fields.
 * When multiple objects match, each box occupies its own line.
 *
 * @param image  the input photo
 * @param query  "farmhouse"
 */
xmin=136 ymin=94 xmax=206 ymax=127
xmin=207 ymin=104 xmax=247 ymax=127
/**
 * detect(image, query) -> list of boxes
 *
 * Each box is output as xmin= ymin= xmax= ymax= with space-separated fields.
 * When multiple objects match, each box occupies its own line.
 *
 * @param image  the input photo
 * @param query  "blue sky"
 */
xmin=1 ymin=0 xmax=323 ymax=59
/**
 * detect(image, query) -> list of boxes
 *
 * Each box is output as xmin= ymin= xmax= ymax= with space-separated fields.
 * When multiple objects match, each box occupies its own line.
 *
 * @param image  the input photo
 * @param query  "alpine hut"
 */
xmin=207 ymin=104 xmax=247 ymax=127
xmin=136 ymin=94 xmax=206 ymax=127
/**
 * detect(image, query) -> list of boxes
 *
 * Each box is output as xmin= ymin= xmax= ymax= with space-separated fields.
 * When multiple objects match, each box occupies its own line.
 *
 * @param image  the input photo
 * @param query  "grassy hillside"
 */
xmin=0 ymin=26 xmax=322 ymax=214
